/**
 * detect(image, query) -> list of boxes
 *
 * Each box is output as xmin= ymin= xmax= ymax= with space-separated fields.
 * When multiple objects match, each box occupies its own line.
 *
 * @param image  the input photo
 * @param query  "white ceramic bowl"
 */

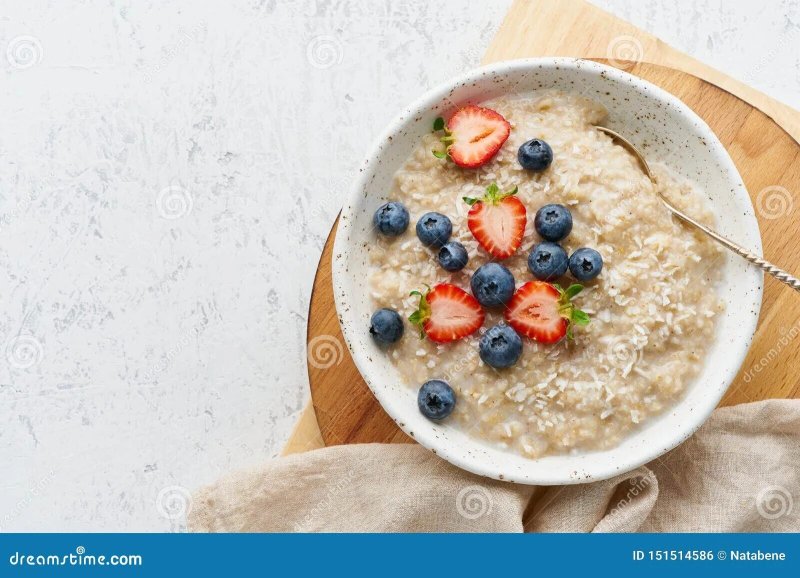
xmin=332 ymin=58 xmax=762 ymax=485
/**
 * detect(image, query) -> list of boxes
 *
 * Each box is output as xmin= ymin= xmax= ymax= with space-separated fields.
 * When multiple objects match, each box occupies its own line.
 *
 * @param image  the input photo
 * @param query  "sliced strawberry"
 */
xmin=432 ymin=105 xmax=510 ymax=168
xmin=409 ymin=284 xmax=485 ymax=343
xmin=505 ymin=282 xmax=590 ymax=344
xmin=464 ymin=183 xmax=527 ymax=259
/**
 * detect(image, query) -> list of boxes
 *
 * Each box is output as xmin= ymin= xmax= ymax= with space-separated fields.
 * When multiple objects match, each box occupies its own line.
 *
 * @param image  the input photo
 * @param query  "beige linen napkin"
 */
xmin=189 ymin=399 xmax=799 ymax=532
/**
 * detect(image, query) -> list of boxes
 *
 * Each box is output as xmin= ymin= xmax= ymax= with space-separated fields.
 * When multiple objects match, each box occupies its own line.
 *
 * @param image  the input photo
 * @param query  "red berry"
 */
xmin=505 ymin=281 xmax=590 ymax=344
xmin=465 ymin=183 xmax=527 ymax=259
xmin=440 ymin=105 xmax=510 ymax=168
xmin=409 ymin=284 xmax=485 ymax=343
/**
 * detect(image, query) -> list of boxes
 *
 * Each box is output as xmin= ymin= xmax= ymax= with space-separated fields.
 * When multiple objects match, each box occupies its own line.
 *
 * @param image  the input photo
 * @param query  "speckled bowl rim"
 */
xmin=332 ymin=57 xmax=763 ymax=485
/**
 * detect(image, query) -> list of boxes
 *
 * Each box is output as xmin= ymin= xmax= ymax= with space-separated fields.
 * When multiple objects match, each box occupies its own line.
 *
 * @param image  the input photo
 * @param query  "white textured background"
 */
xmin=1 ymin=0 xmax=798 ymax=531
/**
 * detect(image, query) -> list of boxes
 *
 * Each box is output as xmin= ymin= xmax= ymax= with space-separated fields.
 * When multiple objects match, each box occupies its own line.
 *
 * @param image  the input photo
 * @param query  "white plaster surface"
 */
xmin=0 ymin=0 xmax=797 ymax=531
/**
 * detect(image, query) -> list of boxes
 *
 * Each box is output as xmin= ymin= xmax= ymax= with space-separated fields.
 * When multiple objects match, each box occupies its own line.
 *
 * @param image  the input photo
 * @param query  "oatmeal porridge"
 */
xmin=367 ymin=91 xmax=724 ymax=458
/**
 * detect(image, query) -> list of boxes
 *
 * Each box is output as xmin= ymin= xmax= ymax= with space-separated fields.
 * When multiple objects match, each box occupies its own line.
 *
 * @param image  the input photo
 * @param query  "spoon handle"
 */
xmin=664 ymin=199 xmax=800 ymax=292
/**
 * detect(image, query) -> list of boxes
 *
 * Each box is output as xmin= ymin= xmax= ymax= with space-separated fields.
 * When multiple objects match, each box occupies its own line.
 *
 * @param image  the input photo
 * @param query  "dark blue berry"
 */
xmin=479 ymin=324 xmax=522 ymax=369
xmin=369 ymin=308 xmax=404 ymax=344
xmin=437 ymin=241 xmax=469 ymax=272
xmin=415 ymin=212 xmax=452 ymax=247
xmin=569 ymin=248 xmax=603 ymax=281
xmin=534 ymin=204 xmax=572 ymax=242
xmin=373 ymin=201 xmax=409 ymax=236
xmin=528 ymin=242 xmax=569 ymax=281
xmin=418 ymin=379 xmax=456 ymax=420
xmin=518 ymin=139 xmax=553 ymax=171
xmin=470 ymin=263 xmax=515 ymax=307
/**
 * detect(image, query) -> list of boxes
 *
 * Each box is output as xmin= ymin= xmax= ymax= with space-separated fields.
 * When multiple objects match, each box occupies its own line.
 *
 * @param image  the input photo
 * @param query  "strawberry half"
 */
xmin=432 ymin=105 xmax=510 ymax=168
xmin=464 ymin=183 xmax=527 ymax=259
xmin=505 ymin=282 xmax=590 ymax=344
xmin=409 ymin=284 xmax=485 ymax=343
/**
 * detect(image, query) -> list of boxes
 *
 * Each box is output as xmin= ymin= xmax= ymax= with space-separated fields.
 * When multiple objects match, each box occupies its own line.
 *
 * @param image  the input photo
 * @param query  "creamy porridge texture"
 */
xmin=368 ymin=91 xmax=724 ymax=458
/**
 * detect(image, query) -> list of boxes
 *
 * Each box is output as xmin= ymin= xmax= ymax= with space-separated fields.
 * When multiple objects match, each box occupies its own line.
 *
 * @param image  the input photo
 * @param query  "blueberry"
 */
xmin=528 ymin=242 xmax=569 ymax=281
xmin=479 ymin=324 xmax=523 ymax=369
xmin=518 ymin=139 xmax=553 ymax=171
xmin=418 ymin=379 xmax=456 ymax=420
xmin=369 ymin=308 xmax=404 ymax=344
xmin=373 ymin=201 xmax=409 ymax=237
xmin=415 ymin=212 xmax=452 ymax=247
xmin=569 ymin=248 xmax=603 ymax=281
xmin=437 ymin=241 xmax=469 ymax=272
xmin=470 ymin=263 xmax=515 ymax=307
xmin=534 ymin=204 xmax=573 ymax=242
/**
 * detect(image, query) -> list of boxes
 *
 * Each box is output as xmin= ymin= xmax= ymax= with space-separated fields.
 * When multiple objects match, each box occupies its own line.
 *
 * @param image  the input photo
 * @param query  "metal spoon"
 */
xmin=596 ymin=125 xmax=800 ymax=292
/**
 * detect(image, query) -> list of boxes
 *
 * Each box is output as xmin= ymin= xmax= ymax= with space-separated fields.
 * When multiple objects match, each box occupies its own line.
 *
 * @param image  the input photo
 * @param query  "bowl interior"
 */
xmin=333 ymin=58 xmax=762 ymax=485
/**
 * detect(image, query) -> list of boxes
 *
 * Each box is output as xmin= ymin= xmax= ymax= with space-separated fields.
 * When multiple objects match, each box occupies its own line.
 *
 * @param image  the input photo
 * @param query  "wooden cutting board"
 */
xmin=284 ymin=0 xmax=800 ymax=455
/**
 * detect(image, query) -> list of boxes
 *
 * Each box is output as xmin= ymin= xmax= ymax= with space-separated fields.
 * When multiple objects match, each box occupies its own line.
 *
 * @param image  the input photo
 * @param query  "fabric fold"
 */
xmin=189 ymin=400 xmax=799 ymax=532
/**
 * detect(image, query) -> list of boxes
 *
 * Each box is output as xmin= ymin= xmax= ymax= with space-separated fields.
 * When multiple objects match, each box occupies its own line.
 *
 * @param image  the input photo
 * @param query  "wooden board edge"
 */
xmin=483 ymin=0 xmax=800 ymax=145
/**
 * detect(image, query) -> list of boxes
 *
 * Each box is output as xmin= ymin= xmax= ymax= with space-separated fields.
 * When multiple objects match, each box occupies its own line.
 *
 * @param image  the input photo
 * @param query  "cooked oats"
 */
xmin=368 ymin=91 xmax=724 ymax=458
